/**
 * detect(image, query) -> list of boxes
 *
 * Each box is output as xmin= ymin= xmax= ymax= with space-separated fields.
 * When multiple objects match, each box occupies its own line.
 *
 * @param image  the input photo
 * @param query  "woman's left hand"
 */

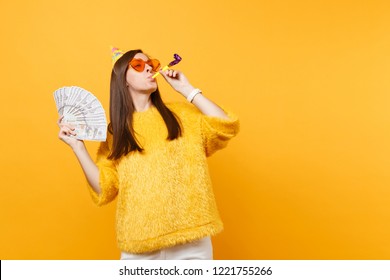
xmin=159 ymin=69 xmax=195 ymax=98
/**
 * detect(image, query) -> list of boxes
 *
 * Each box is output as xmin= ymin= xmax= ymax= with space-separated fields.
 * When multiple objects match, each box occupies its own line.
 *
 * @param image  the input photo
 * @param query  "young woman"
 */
xmin=58 ymin=49 xmax=239 ymax=260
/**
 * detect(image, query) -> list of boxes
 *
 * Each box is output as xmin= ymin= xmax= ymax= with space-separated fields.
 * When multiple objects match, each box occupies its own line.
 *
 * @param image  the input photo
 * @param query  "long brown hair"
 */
xmin=108 ymin=49 xmax=182 ymax=160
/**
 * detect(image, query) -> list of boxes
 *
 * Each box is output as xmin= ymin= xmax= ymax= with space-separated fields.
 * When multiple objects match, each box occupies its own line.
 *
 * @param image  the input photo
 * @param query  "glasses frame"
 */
xmin=129 ymin=58 xmax=161 ymax=72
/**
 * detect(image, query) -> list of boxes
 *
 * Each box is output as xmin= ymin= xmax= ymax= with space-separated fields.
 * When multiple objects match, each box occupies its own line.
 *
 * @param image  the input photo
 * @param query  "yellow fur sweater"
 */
xmin=88 ymin=102 xmax=239 ymax=254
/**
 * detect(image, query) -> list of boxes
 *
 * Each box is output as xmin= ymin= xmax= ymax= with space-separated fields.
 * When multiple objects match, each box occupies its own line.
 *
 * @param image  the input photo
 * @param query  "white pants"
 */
xmin=120 ymin=237 xmax=213 ymax=260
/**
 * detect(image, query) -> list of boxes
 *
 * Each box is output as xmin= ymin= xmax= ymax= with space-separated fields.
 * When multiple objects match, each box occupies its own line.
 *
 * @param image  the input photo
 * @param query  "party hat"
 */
xmin=110 ymin=45 xmax=124 ymax=65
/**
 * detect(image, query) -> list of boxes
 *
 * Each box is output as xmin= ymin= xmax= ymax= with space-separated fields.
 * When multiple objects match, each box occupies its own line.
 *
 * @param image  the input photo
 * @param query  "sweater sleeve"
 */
xmin=201 ymin=108 xmax=240 ymax=157
xmin=88 ymin=137 xmax=119 ymax=206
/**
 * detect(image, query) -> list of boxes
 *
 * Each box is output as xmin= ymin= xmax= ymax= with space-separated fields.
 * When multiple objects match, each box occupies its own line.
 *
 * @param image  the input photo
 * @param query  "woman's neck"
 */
xmin=131 ymin=92 xmax=153 ymax=112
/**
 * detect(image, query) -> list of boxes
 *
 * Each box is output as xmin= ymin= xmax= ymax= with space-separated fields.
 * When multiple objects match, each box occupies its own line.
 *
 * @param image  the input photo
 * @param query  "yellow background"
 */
xmin=1 ymin=0 xmax=390 ymax=259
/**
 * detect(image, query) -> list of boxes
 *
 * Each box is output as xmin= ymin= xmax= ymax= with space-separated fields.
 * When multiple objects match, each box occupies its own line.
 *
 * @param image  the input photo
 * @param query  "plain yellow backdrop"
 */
xmin=1 ymin=0 xmax=390 ymax=259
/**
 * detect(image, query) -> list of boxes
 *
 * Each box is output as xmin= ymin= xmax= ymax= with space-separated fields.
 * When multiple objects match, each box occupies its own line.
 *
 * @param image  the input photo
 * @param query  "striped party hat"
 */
xmin=110 ymin=46 xmax=124 ymax=65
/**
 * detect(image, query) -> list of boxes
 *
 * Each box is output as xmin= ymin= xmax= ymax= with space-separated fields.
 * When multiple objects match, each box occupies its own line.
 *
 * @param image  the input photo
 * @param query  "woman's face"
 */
xmin=125 ymin=53 xmax=158 ymax=95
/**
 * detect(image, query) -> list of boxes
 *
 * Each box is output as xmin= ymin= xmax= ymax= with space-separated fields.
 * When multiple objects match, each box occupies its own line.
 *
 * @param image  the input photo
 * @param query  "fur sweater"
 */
xmin=88 ymin=102 xmax=239 ymax=253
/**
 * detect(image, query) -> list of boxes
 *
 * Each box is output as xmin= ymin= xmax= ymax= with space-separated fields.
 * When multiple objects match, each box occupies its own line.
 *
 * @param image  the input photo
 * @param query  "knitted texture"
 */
xmin=88 ymin=102 xmax=240 ymax=253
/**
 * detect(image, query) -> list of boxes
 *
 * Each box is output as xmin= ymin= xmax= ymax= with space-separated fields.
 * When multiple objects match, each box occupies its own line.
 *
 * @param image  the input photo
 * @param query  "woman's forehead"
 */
xmin=133 ymin=53 xmax=149 ymax=60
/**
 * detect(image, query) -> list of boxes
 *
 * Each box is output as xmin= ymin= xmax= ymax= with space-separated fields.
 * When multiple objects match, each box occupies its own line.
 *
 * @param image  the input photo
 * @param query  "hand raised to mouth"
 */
xmin=152 ymin=53 xmax=182 ymax=78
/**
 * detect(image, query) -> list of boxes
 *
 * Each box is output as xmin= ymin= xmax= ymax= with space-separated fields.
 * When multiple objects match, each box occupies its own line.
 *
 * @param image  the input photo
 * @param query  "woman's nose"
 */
xmin=145 ymin=64 xmax=153 ymax=72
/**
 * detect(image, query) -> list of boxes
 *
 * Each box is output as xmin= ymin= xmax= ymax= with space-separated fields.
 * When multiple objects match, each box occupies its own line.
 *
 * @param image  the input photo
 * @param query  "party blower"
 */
xmin=152 ymin=54 xmax=182 ymax=78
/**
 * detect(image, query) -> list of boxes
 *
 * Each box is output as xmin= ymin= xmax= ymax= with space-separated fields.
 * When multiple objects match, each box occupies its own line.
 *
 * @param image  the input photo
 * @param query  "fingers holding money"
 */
xmin=58 ymin=116 xmax=77 ymax=140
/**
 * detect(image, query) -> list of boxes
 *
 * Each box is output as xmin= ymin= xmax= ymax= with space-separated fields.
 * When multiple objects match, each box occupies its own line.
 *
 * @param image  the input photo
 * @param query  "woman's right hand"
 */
xmin=57 ymin=116 xmax=84 ymax=150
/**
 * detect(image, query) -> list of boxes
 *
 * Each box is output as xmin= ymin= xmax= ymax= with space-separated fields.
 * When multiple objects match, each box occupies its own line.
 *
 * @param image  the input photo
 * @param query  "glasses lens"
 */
xmin=150 ymin=59 xmax=161 ymax=71
xmin=129 ymin=59 xmax=145 ymax=72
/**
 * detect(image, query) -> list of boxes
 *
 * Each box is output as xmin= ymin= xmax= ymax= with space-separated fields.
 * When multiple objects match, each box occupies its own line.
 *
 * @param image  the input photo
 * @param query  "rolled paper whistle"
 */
xmin=152 ymin=53 xmax=182 ymax=78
